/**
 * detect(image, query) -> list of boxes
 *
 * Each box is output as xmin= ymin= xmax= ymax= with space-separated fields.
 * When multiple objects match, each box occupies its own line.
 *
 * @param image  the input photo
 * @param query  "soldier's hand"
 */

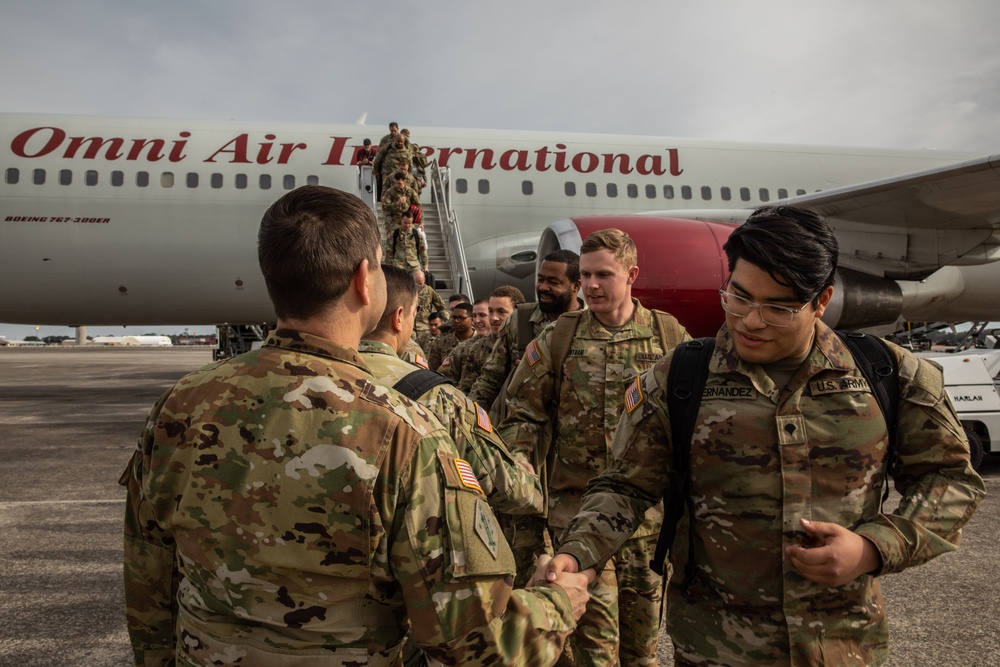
xmin=785 ymin=518 xmax=880 ymax=586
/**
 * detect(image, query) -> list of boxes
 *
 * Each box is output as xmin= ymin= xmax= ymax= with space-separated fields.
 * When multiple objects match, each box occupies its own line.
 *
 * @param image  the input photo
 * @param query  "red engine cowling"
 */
xmin=538 ymin=215 xmax=736 ymax=338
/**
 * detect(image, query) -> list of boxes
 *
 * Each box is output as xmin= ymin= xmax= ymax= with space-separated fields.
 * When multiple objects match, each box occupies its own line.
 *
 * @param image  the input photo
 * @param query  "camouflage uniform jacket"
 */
xmin=559 ymin=322 xmax=985 ymax=666
xmin=429 ymin=330 xmax=476 ymax=372
xmin=413 ymin=285 xmax=447 ymax=335
xmin=468 ymin=304 xmax=556 ymax=408
xmin=387 ymin=227 xmax=428 ymax=273
xmin=380 ymin=184 xmax=421 ymax=227
xmin=122 ymin=330 xmax=577 ymax=667
xmin=360 ymin=339 xmax=543 ymax=515
xmin=414 ymin=330 xmax=438 ymax=354
xmin=447 ymin=332 xmax=498 ymax=394
xmin=374 ymin=143 xmax=415 ymax=183
xmin=498 ymin=300 xmax=689 ymax=534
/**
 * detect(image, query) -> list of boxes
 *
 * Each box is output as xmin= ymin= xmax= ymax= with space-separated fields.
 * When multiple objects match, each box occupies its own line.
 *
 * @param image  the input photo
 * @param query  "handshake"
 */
xmin=529 ymin=553 xmax=598 ymax=621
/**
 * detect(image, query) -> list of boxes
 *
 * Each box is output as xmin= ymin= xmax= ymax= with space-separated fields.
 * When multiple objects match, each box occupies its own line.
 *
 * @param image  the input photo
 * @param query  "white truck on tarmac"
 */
xmin=917 ymin=347 xmax=1000 ymax=470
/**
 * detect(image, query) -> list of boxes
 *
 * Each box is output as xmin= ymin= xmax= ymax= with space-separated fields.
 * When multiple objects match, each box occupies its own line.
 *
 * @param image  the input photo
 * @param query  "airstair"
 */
xmin=361 ymin=162 xmax=472 ymax=300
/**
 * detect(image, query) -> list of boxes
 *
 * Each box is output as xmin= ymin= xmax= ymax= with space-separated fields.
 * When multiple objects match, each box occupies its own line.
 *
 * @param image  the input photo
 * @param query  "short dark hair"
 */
xmin=372 ymin=264 xmax=418 ymax=334
xmin=258 ymin=186 xmax=380 ymax=320
xmin=453 ymin=302 xmax=474 ymax=316
xmin=723 ymin=205 xmax=838 ymax=304
xmin=449 ymin=293 xmax=470 ymax=304
xmin=543 ymin=249 xmax=581 ymax=282
xmin=428 ymin=311 xmax=443 ymax=322
xmin=491 ymin=285 xmax=526 ymax=305
xmin=393 ymin=171 xmax=405 ymax=181
xmin=389 ymin=122 xmax=399 ymax=130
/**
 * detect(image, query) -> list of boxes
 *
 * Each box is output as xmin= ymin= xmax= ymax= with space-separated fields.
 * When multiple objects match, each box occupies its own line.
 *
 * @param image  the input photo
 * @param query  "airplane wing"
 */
xmin=787 ymin=154 xmax=1000 ymax=280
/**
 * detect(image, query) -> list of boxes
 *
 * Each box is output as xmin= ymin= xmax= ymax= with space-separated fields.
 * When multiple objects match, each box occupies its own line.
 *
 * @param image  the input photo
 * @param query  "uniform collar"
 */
xmin=264 ymin=329 xmax=370 ymax=372
xmin=712 ymin=320 xmax=854 ymax=378
xmin=358 ymin=339 xmax=398 ymax=357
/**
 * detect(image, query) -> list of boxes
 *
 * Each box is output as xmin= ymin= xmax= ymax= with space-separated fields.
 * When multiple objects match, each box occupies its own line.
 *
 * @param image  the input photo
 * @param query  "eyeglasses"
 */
xmin=718 ymin=289 xmax=807 ymax=327
xmin=451 ymin=315 xmax=469 ymax=321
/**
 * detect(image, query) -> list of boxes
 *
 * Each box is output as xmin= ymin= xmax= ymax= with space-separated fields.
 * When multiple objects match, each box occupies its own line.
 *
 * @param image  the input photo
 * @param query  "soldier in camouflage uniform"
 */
xmin=374 ymin=135 xmax=416 ymax=192
xmin=543 ymin=207 xmax=985 ymax=667
xmin=449 ymin=286 xmax=527 ymax=394
xmin=121 ymin=186 xmax=590 ymax=667
xmin=401 ymin=129 xmax=429 ymax=193
xmin=361 ymin=265 xmax=542 ymax=516
xmin=387 ymin=210 xmax=428 ymax=274
xmin=500 ymin=230 xmax=690 ymax=667
xmin=429 ymin=302 xmax=476 ymax=372
xmin=439 ymin=299 xmax=490 ymax=389
xmin=412 ymin=270 xmax=447 ymax=337
xmin=377 ymin=121 xmax=400 ymax=148
xmin=469 ymin=249 xmax=583 ymax=411
xmin=380 ymin=173 xmax=421 ymax=239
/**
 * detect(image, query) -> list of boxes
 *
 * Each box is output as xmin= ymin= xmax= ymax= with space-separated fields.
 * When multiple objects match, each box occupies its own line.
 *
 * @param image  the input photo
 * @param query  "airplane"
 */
xmin=2 ymin=112 xmax=999 ymax=340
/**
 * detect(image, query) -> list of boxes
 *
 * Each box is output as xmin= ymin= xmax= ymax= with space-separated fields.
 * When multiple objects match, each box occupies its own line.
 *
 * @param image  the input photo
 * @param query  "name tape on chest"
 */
xmin=453 ymin=458 xmax=484 ymax=494
xmin=567 ymin=349 xmax=586 ymax=357
xmin=636 ymin=353 xmax=661 ymax=362
xmin=702 ymin=386 xmax=758 ymax=400
xmin=809 ymin=377 xmax=872 ymax=396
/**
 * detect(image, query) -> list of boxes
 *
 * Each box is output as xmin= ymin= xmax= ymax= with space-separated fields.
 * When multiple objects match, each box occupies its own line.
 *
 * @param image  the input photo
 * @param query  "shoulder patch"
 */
xmin=453 ymin=458 xmax=484 ymax=494
xmin=474 ymin=498 xmax=501 ymax=558
xmin=413 ymin=354 xmax=429 ymax=369
xmin=474 ymin=402 xmax=493 ymax=433
xmin=439 ymin=356 xmax=451 ymax=368
xmin=625 ymin=376 xmax=645 ymax=414
xmin=525 ymin=340 xmax=541 ymax=366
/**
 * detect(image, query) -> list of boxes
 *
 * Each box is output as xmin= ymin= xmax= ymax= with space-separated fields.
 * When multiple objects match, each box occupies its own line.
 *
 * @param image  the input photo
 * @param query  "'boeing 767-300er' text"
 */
xmin=2 ymin=113 xmax=999 ymax=338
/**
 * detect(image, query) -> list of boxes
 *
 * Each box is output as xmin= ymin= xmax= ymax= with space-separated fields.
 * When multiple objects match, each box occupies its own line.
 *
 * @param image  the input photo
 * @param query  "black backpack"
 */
xmin=649 ymin=331 xmax=900 ymax=588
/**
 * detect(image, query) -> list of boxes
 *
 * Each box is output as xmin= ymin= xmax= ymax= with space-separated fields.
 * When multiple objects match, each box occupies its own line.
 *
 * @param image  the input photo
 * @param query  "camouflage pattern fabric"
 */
xmin=558 ymin=322 xmax=985 ymax=667
xmin=499 ymin=300 xmax=689 ymax=667
xmin=428 ymin=331 xmax=475 ymax=373
xmin=442 ymin=333 xmax=497 ymax=394
xmin=122 ymin=329 xmax=578 ymax=666
xmin=360 ymin=339 xmax=544 ymax=515
xmin=414 ymin=330 xmax=438 ymax=353
xmin=413 ymin=285 xmax=447 ymax=335
xmin=468 ymin=304 xmax=554 ymax=409
xmin=374 ymin=143 xmax=416 ymax=188
xmin=380 ymin=184 xmax=421 ymax=231
xmin=388 ymin=228 xmax=428 ymax=273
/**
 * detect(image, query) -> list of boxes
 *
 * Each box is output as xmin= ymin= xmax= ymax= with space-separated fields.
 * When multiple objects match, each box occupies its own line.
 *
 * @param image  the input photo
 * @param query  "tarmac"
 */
xmin=0 ymin=347 xmax=997 ymax=667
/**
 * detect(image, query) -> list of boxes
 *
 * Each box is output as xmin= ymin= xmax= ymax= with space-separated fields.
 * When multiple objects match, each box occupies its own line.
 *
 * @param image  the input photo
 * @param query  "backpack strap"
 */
xmin=652 ymin=309 xmax=687 ymax=351
xmin=650 ymin=337 xmax=715 ymax=585
xmin=392 ymin=368 xmax=452 ymax=400
xmin=836 ymin=331 xmax=900 ymax=507
xmin=515 ymin=302 xmax=537 ymax=358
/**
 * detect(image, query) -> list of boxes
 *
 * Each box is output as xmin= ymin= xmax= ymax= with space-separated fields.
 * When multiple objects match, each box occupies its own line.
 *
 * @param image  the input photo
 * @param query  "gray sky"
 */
xmin=2 ymin=0 xmax=999 ymax=339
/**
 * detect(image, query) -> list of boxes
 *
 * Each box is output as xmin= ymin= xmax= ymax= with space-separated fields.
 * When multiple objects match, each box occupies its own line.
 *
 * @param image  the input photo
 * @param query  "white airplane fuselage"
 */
xmin=0 ymin=113 xmax=993 ymax=328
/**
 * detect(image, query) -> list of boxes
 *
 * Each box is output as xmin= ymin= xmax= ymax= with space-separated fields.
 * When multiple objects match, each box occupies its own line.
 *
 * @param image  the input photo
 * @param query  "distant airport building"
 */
xmin=90 ymin=335 xmax=172 ymax=347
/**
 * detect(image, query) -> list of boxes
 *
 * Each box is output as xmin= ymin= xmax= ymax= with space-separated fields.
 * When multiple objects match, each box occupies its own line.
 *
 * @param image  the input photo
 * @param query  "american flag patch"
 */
xmin=414 ymin=354 xmax=429 ymax=369
xmin=474 ymin=402 xmax=492 ymax=432
xmin=454 ymin=458 xmax=484 ymax=494
xmin=624 ymin=377 xmax=644 ymax=414
xmin=525 ymin=340 xmax=541 ymax=366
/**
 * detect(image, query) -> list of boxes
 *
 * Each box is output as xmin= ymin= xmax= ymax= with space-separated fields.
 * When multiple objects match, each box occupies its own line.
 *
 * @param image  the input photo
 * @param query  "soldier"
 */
xmin=387 ymin=209 xmax=428 ymax=274
xmin=469 ymin=249 xmax=583 ymax=412
xmin=449 ymin=287 xmax=526 ymax=395
xmin=377 ymin=121 xmax=400 ymax=148
xmin=380 ymin=172 xmax=421 ymax=238
xmin=374 ymin=134 xmax=416 ymax=193
xmin=361 ymin=265 xmax=543 ymax=516
xmin=401 ymin=128 xmax=429 ymax=192
xmin=121 ymin=185 xmax=589 ymax=666
xmin=415 ymin=310 xmax=443 ymax=352
xmin=440 ymin=298 xmax=490 ymax=388
xmin=540 ymin=206 xmax=986 ymax=666
xmin=412 ymin=270 xmax=447 ymax=337
xmin=429 ymin=301 xmax=476 ymax=372
xmin=500 ymin=229 xmax=690 ymax=667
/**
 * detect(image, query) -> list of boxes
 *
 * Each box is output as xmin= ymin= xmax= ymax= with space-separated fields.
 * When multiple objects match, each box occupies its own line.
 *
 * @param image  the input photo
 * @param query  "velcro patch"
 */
xmin=567 ymin=349 xmax=586 ymax=357
xmin=453 ymin=458 xmax=484 ymax=494
xmin=625 ymin=377 xmax=644 ymax=413
xmin=809 ymin=377 xmax=872 ymax=396
xmin=703 ymin=386 xmax=758 ymax=400
xmin=440 ymin=357 xmax=451 ymax=368
xmin=474 ymin=402 xmax=493 ymax=433
xmin=636 ymin=353 xmax=661 ymax=362
xmin=525 ymin=340 xmax=541 ymax=366
xmin=474 ymin=499 xmax=500 ymax=559
xmin=414 ymin=354 xmax=429 ymax=369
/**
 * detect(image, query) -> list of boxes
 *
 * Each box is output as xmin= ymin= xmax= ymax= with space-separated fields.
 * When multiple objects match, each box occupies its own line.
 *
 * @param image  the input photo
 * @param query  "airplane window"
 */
xmin=681 ymin=186 xmax=692 ymax=200
xmin=307 ymin=175 xmax=319 ymax=186
xmin=112 ymin=171 xmax=124 ymax=187
xmin=759 ymin=188 xmax=770 ymax=202
xmin=645 ymin=184 xmax=656 ymax=199
xmin=4 ymin=168 xmax=18 ymax=184
xmin=59 ymin=170 xmax=72 ymax=186
xmin=778 ymin=188 xmax=788 ymax=199
xmin=161 ymin=172 xmax=174 ymax=188
xmin=235 ymin=174 xmax=248 ymax=189
xmin=186 ymin=173 xmax=199 ymax=188
xmin=33 ymin=169 xmax=46 ymax=185
xmin=701 ymin=186 xmax=712 ymax=201
xmin=740 ymin=187 xmax=751 ymax=202
xmin=586 ymin=183 xmax=597 ymax=197
xmin=211 ymin=173 xmax=223 ymax=189
xmin=796 ymin=189 xmax=806 ymax=196
xmin=663 ymin=185 xmax=674 ymax=199
xmin=522 ymin=180 xmax=533 ymax=195
xmin=721 ymin=187 xmax=731 ymax=201
xmin=136 ymin=172 xmax=149 ymax=187
xmin=565 ymin=182 xmax=576 ymax=197
xmin=478 ymin=179 xmax=489 ymax=194
xmin=456 ymin=178 xmax=468 ymax=194
xmin=86 ymin=170 xmax=98 ymax=186
xmin=607 ymin=183 xmax=618 ymax=198
xmin=627 ymin=184 xmax=638 ymax=199
xmin=283 ymin=175 xmax=295 ymax=190
xmin=259 ymin=174 xmax=271 ymax=190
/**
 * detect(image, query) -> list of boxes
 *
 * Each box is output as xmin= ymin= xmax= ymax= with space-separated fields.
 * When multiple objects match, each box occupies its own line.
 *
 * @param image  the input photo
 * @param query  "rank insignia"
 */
xmin=625 ymin=377 xmax=644 ymax=413
xmin=453 ymin=458 xmax=484 ymax=494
